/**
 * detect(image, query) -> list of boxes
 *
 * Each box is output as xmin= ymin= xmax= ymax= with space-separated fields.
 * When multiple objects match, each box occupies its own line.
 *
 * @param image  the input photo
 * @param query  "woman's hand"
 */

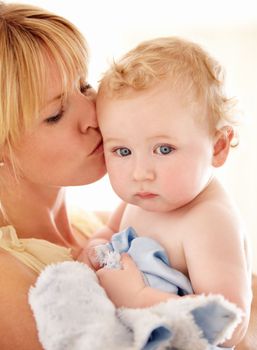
xmin=96 ymin=253 xmax=147 ymax=308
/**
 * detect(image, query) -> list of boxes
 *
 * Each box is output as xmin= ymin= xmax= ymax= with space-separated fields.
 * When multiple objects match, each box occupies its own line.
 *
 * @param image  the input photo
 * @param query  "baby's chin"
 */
xmin=126 ymin=196 xmax=177 ymax=213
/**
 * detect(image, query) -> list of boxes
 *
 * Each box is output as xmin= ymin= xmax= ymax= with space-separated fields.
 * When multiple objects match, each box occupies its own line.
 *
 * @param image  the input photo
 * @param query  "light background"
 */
xmin=7 ymin=0 xmax=257 ymax=272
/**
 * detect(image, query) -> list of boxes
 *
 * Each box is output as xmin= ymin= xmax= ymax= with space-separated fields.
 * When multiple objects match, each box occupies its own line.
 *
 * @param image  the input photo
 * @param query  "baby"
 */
xmin=84 ymin=37 xmax=252 ymax=348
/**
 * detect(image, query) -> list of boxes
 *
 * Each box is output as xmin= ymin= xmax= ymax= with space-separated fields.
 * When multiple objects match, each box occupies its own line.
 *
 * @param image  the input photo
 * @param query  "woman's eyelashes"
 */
xmin=80 ymin=82 xmax=92 ymax=95
xmin=44 ymin=82 xmax=92 ymax=125
xmin=45 ymin=108 xmax=64 ymax=124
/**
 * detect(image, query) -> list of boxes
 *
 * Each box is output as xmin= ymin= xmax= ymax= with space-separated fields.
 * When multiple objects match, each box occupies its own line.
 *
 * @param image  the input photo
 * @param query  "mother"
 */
xmin=0 ymin=2 xmax=106 ymax=349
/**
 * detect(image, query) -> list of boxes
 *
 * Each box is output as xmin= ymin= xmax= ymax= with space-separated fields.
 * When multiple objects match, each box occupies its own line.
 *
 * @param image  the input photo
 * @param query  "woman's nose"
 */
xmin=80 ymin=97 xmax=99 ymax=133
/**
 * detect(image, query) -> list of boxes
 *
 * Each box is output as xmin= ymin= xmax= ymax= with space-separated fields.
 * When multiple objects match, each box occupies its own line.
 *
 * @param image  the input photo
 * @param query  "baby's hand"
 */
xmin=85 ymin=238 xmax=109 ymax=271
xmin=96 ymin=253 xmax=146 ymax=308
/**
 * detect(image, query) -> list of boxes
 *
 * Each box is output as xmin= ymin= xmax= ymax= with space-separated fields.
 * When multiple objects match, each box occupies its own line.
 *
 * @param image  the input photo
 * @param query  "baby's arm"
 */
xmin=97 ymin=253 xmax=178 ymax=308
xmin=183 ymin=203 xmax=251 ymax=346
xmin=78 ymin=202 xmax=126 ymax=269
xmin=92 ymin=201 xmax=127 ymax=241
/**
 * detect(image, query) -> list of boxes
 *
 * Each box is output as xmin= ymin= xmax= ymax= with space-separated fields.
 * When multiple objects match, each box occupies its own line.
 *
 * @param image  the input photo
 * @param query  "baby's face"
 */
xmin=97 ymin=81 xmax=215 ymax=212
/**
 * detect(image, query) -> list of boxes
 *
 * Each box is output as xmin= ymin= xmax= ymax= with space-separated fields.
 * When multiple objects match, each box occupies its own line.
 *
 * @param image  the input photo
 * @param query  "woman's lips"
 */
xmin=136 ymin=192 xmax=157 ymax=199
xmin=90 ymin=141 xmax=103 ymax=156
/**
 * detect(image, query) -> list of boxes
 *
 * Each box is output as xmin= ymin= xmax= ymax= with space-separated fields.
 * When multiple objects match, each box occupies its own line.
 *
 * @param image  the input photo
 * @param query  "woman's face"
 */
xmin=11 ymin=61 xmax=106 ymax=187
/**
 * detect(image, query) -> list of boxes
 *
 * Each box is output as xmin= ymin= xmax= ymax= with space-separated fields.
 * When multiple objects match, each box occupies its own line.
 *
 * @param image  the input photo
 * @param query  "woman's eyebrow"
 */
xmin=47 ymin=93 xmax=64 ymax=104
xmin=40 ymin=93 xmax=64 ymax=113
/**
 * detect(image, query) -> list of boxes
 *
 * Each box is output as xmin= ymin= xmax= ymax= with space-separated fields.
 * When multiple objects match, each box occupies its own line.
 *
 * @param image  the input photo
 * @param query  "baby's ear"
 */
xmin=212 ymin=126 xmax=234 ymax=167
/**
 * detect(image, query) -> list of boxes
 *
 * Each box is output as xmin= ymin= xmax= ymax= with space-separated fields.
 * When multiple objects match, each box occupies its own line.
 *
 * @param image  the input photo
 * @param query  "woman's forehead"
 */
xmin=42 ymin=55 xmax=80 ymax=107
xmin=44 ymin=61 xmax=63 ymax=100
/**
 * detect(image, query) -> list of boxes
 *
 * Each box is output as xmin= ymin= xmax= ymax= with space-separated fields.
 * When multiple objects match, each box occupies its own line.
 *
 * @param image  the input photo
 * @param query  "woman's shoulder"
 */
xmin=0 ymin=246 xmax=37 ymax=286
xmin=0 ymin=250 xmax=42 ymax=349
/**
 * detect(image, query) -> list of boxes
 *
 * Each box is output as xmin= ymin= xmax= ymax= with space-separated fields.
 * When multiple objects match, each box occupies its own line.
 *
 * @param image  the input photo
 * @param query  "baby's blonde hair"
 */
xmin=0 ymin=2 xmax=88 ymax=152
xmin=99 ymin=37 xmax=236 ymax=133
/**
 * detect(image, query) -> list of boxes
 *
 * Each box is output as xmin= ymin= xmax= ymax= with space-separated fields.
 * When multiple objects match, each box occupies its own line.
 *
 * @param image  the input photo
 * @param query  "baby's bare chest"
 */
xmin=120 ymin=207 xmax=189 ymax=275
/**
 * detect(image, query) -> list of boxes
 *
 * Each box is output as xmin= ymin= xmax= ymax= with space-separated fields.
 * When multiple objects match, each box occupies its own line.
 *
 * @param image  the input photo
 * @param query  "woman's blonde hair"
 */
xmin=99 ymin=36 xmax=237 ymax=132
xmin=0 ymin=1 xmax=88 ymax=152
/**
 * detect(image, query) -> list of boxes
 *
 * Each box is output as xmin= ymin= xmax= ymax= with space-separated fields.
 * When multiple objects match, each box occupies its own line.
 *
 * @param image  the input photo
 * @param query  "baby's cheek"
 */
xmin=108 ymin=169 xmax=129 ymax=198
xmin=161 ymin=173 xmax=194 ymax=205
xmin=160 ymin=169 xmax=182 ymax=192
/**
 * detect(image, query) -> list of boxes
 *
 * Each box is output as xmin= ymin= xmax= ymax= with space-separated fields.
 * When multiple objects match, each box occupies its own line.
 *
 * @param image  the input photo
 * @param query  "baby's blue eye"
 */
xmin=115 ymin=147 xmax=131 ymax=157
xmin=155 ymin=145 xmax=174 ymax=155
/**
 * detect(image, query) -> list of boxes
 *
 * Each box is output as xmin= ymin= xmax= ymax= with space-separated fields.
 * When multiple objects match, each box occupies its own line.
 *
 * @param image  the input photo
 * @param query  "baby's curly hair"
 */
xmin=99 ymin=37 xmax=237 ymax=134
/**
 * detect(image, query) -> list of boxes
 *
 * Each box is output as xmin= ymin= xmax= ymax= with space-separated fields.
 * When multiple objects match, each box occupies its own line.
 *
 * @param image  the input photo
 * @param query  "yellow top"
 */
xmin=0 ymin=210 xmax=103 ymax=274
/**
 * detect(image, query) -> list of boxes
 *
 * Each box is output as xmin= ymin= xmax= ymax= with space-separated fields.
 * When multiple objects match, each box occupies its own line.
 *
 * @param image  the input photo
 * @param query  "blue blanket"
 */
xmin=28 ymin=227 xmax=241 ymax=350
xmin=97 ymin=227 xmax=235 ymax=349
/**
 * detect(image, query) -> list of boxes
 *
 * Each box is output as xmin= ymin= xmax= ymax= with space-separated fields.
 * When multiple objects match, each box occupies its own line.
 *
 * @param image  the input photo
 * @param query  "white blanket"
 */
xmin=29 ymin=261 xmax=242 ymax=350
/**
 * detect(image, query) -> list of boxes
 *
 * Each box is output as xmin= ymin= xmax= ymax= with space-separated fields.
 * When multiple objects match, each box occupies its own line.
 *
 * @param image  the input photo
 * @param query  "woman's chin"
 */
xmin=75 ymin=164 xmax=107 ymax=186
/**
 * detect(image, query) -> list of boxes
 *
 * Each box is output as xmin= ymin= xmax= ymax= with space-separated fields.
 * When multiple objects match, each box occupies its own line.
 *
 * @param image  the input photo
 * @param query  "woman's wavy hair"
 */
xmin=0 ymin=1 xmax=88 ymax=155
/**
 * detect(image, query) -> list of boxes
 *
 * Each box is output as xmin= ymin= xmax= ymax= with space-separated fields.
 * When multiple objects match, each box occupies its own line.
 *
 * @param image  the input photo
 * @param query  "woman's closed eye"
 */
xmin=154 ymin=144 xmax=175 ymax=155
xmin=44 ymin=82 xmax=93 ymax=125
xmin=80 ymin=83 xmax=92 ymax=95
xmin=45 ymin=109 xmax=64 ymax=124
xmin=79 ymin=82 xmax=97 ymax=100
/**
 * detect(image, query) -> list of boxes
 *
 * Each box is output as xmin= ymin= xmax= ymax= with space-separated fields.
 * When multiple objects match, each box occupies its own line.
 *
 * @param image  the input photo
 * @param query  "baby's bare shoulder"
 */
xmin=190 ymin=186 xmax=241 ymax=227
xmin=183 ymin=190 xmax=246 ymax=254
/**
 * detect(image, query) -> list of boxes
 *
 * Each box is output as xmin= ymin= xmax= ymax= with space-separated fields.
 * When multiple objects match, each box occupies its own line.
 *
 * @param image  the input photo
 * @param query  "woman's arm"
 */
xmin=0 ymin=251 xmax=43 ymax=350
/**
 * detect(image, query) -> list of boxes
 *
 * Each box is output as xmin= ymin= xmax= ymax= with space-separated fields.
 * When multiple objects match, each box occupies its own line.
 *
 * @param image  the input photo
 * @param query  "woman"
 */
xmin=0 ymin=2 xmax=106 ymax=348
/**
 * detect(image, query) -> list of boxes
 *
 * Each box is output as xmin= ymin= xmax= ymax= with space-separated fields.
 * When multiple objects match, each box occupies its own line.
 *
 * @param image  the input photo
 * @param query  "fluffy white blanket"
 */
xmin=29 ymin=261 xmax=242 ymax=350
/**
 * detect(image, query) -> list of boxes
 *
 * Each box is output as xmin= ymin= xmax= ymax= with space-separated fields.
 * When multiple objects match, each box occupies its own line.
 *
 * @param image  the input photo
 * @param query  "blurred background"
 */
xmin=8 ymin=0 xmax=257 ymax=273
